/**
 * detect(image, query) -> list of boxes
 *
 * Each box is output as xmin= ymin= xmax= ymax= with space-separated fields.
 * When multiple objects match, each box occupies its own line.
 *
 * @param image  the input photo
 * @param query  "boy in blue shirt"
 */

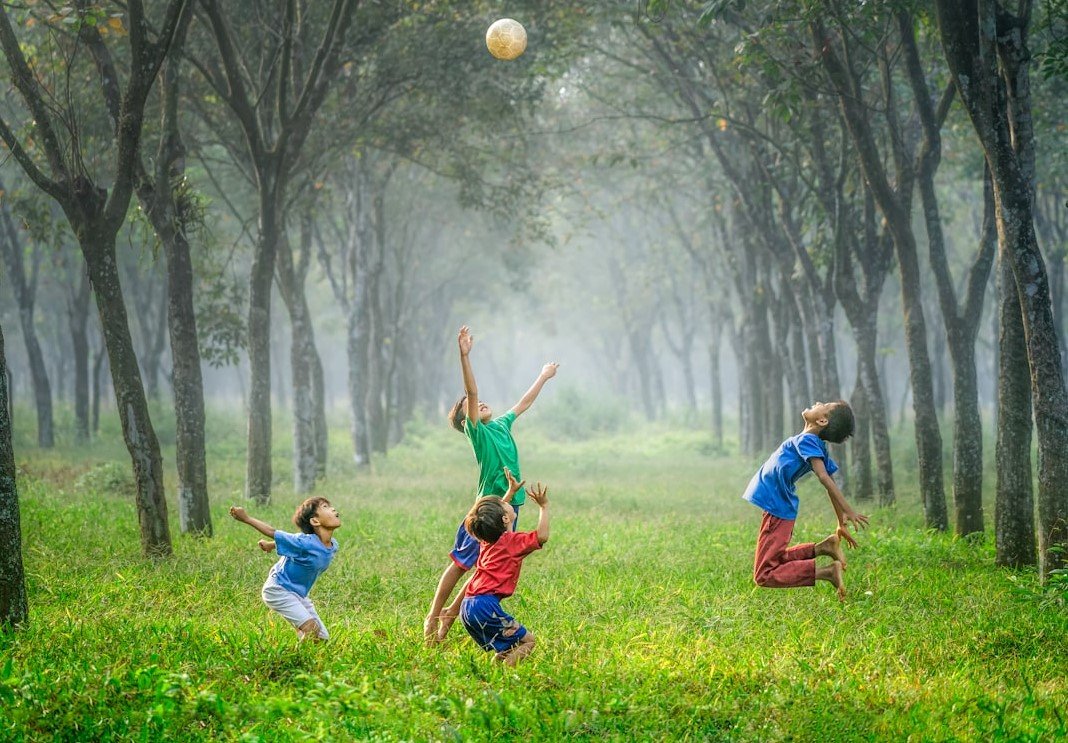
xmin=744 ymin=401 xmax=869 ymax=601
xmin=230 ymin=497 xmax=340 ymax=641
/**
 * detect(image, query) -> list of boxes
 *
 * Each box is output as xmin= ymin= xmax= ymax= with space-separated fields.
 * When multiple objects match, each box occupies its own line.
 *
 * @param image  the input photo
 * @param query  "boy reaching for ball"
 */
xmin=424 ymin=325 xmax=558 ymax=643
xmin=460 ymin=468 xmax=550 ymax=666
xmin=230 ymin=498 xmax=340 ymax=641
xmin=743 ymin=401 xmax=869 ymax=601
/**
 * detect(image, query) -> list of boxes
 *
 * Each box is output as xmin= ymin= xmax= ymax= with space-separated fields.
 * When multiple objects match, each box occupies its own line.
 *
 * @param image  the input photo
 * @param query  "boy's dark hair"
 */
xmin=820 ymin=401 xmax=855 ymax=444
xmin=448 ymin=395 xmax=467 ymax=433
xmin=293 ymin=497 xmax=331 ymax=534
xmin=465 ymin=496 xmax=508 ymax=543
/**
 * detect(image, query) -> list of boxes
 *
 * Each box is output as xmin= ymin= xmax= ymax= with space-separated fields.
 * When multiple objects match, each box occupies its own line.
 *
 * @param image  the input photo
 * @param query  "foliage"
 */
xmin=72 ymin=461 xmax=135 ymax=497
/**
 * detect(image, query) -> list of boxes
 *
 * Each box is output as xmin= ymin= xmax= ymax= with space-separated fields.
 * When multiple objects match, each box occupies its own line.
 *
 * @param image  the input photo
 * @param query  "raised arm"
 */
xmin=458 ymin=326 xmax=479 ymax=423
xmin=511 ymin=362 xmax=559 ymax=418
xmin=526 ymin=482 xmax=551 ymax=544
xmin=810 ymin=458 xmax=869 ymax=547
xmin=229 ymin=506 xmax=278 ymax=540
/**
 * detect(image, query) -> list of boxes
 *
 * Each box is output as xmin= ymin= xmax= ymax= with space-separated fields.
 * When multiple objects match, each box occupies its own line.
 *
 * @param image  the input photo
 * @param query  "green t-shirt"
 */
xmin=464 ymin=410 xmax=524 ymax=505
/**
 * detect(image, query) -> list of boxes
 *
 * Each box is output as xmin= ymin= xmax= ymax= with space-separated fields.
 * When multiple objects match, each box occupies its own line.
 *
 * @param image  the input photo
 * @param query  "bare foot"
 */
xmin=423 ymin=615 xmax=441 ymax=645
xmin=436 ymin=606 xmax=459 ymax=642
xmin=258 ymin=539 xmax=275 ymax=553
xmin=827 ymin=560 xmax=846 ymax=602
xmin=817 ymin=533 xmax=846 ymax=570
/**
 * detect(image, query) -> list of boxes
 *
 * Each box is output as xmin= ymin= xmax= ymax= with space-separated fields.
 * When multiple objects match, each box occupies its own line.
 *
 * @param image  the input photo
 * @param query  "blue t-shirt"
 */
xmin=743 ymin=432 xmax=839 ymax=520
xmin=266 ymin=531 xmax=338 ymax=598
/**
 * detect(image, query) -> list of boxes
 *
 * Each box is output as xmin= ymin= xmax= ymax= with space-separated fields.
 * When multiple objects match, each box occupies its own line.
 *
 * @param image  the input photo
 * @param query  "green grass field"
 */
xmin=1 ymin=406 xmax=1065 ymax=741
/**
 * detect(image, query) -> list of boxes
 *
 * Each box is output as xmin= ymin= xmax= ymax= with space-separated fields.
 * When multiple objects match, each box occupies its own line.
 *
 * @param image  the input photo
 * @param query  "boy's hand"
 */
xmin=258 ymin=539 xmax=276 ymax=553
xmin=526 ymin=482 xmax=549 ymax=506
xmin=502 ymin=467 xmax=526 ymax=502
xmin=540 ymin=362 xmax=559 ymax=379
xmin=836 ymin=524 xmax=859 ymax=549
xmin=229 ymin=506 xmax=248 ymax=522
xmin=458 ymin=326 xmax=473 ymax=356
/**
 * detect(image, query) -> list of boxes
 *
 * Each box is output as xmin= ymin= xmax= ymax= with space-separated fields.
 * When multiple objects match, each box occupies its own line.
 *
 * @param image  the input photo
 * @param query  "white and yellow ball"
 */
xmin=486 ymin=18 xmax=527 ymax=61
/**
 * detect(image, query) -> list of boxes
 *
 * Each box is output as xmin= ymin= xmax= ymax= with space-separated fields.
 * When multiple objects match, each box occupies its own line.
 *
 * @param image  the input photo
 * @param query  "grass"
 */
xmin=1 ymin=404 xmax=1065 ymax=741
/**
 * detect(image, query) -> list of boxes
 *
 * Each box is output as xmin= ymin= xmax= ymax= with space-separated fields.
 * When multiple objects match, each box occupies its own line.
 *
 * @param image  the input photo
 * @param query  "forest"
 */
xmin=0 ymin=1 xmax=1065 ymax=740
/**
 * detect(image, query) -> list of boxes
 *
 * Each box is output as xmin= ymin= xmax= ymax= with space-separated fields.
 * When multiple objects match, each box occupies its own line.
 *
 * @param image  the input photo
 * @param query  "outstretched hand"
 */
xmin=503 ymin=467 xmax=526 ymax=503
xmin=541 ymin=362 xmax=559 ymax=379
xmin=229 ymin=506 xmax=248 ymax=522
xmin=837 ymin=510 xmax=869 ymax=548
xmin=458 ymin=325 xmax=473 ymax=356
xmin=526 ymin=482 xmax=549 ymax=506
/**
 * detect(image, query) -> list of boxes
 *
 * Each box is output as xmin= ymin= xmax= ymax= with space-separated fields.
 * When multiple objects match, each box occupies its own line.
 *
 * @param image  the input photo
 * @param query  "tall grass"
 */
xmin=1 ymin=405 xmax=1064 ymax=741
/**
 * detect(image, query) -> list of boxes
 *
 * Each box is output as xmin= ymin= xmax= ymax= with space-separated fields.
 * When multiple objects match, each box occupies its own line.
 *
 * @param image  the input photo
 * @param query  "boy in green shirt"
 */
xmin=424 ymin=325 xmax=558 ymax=643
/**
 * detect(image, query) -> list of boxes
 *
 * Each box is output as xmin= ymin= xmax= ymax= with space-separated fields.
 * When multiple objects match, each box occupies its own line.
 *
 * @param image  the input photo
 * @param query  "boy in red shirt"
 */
xmin=460 ymin=468 xmax=550 ymax=666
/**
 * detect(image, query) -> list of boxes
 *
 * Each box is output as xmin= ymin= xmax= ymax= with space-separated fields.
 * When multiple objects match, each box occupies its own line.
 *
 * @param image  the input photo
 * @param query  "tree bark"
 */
xmin=936 ymin=0 xmax=1068 ymax=577
xmin=0 ymin=323 xmax=28 ymax=627
xmin=995 ymin=242 xmax=1036 ymax=566
xmin=67 ymin=270 xmax=91 ymax=443
xmin=0 ymin=197 xmax=54 ymax=448
xmin=849 ymin=375 xmax=874 ymax=502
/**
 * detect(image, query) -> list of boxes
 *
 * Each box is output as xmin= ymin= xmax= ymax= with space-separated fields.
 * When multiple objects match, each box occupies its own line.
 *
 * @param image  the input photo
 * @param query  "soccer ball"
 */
xmin=486 ymin=18 xmax=527 ymax=61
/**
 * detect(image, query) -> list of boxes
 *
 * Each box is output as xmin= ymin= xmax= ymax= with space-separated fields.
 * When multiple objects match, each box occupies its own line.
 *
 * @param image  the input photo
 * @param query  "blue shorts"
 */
xmin=449 ymin=505 xmax=520 ymax=571
xmin=460 ymin=594 xmax=527 ymax=653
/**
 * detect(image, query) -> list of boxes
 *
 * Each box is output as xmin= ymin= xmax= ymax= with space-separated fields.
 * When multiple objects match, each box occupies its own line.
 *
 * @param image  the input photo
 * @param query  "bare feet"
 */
xmin=436 ymin=606 xmax=459 ymax=642
xmin=816 ymin=533 xmax=846 ymax=570
xmin=423 ymin=615 xmax=441 ymax=645
xmin=258 ymin=539 xmax=275 ymax=552
xmin=827 ymin=560 xmax=846 ymax=602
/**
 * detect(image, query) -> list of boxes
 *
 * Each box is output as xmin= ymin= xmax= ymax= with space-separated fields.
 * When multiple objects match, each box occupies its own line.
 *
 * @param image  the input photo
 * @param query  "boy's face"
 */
xmin=311 ymin=502 xmax=341 ymax=530
xmin=802 ymin=401 xmax=836 ymax=428
xmin=477 ymin=401 xmax=492 ymax=422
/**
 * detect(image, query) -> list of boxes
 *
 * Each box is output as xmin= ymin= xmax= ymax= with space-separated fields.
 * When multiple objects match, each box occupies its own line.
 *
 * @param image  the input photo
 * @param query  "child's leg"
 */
xmin=297 ymin=595 xmax=329 ymax=641
xmin=753 ymin=513 xmax=816 ymax=588
xmin=262 ymin=581 xmax=327 ymax=640
xmin=814 ymin=532 xmax=846 ymax=569
xmin=816 ymin=560 xmax=846 ymax=601
xmin=424 ymin=562 xmax=466 ymax=642
xmin=496 ymin=632 xmax=535 ymax=666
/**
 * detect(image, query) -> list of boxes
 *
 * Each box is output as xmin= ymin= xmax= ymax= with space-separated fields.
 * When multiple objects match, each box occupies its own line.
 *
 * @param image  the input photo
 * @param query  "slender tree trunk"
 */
xmin=0 ymin=203 xmax=53 ymax=449
xmin=310 ymin=346 xmax=327 ymax=480
xmin=853 ymin=316 xmax=895 ymax=505
xmin=246 ymin=186 xmax=282 ymax=504
xmin=996 ymin=245 xmax=1036 ymax=566
xmin=68 ymin=271 xmax=91 ymax=443
xmin=0 ymin=323 xmax=28 ymax=627
xmin=347 ymin=309 xmax=372 ymax=467
xmin=92 ymin=342 xmax=106 ymax=436
xmin=849 ymin=375 xmax=874 ymax=502
xmin=82 ymin=228 xmax=171 ymax=557
xmin=709 ymin=322 xmax=723 ymax=449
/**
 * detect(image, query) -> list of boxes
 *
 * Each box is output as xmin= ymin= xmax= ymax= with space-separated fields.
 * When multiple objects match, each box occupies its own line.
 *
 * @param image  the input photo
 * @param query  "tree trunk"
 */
xmin=83 ymin=228 xmax=171 ymax=557
xmin=68 ymin=271 xmax=91 ymax=443
xmin=245 ymin=190 xmax=281 ymax=504
xmin=708 ymin=321 xmax=723 ymax=449
xmin=310 ymin=347 xmax=327 ymax=480
xmin=347 ymin=308 xmax=372 ymax=467
xmin=92 ymin=342 xmax=107 ymax=435
xmin=995 ymin=244 xmax=1036 ymax=567
xmin=850 ymin=374 xmax=874 ymax=502
xmin=0 ymin=202 xmax=53 ymax=449
xmin=0 ymin=323 xmax=28 ymax=627
xmin=854 ymin=317 xmax=895 ymax=505
xmin=936 ymin=0 xmax=1068 ymax=580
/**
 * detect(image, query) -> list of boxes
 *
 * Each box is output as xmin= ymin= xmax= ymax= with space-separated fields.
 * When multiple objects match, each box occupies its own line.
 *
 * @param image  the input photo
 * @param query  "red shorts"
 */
xmin=753 ymin=512 xmax=816 ymax=588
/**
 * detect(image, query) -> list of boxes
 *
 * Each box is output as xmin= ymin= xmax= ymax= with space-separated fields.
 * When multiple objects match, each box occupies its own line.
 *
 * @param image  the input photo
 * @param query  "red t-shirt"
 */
xmin=464 ymin=530 xmax=543 ymax=598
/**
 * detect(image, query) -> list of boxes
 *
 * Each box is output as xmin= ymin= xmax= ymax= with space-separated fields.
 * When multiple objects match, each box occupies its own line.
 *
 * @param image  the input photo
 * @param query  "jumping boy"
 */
xmin=460 ymin=468 xmax=550 ymax=666
xmin=743 ymin=400 xmax=868 ymax=601
xmin=424 ymin=324 xmax=558 ymax=643
xmin=230 ymin=498 xmax=341 ymax=641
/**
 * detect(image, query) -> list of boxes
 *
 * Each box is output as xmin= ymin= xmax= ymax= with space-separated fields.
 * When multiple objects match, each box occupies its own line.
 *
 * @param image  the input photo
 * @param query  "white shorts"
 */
xmin=261 ymin=579 xmax=329 ymax=639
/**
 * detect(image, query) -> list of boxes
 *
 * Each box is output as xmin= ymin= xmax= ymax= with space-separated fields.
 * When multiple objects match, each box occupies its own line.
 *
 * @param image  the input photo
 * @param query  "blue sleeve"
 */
xmin=797 ymin=434 xmax=838 ymax=475
xmin=273 ymin=530 xmax=307 ymax=557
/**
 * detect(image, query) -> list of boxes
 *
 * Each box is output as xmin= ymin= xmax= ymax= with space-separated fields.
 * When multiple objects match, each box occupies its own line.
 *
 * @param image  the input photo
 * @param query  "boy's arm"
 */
xmin=458 ymin=326 xmax=479 ymax=423
xmin=526 ymin=482 xmax=551 ymax=544
xmin=229 ymin=506 xmax=278 ymax=540
xmin=511 ymin=363 xmax=559 ymax=418
xmin=810 ymin=459 xmax=869 ymax=547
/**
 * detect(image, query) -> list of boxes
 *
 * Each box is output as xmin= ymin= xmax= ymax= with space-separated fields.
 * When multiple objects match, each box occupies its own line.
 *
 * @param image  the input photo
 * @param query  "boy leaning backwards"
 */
xmin=743 ymin=401 xmax=869 ymax=601
xmin=230 ymin=498 xmax=341 ymax=641
xmin=424 ymin=325 xmax=558 ymax=643
xmin=460 ymin=468 xmax=550 ymax=666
